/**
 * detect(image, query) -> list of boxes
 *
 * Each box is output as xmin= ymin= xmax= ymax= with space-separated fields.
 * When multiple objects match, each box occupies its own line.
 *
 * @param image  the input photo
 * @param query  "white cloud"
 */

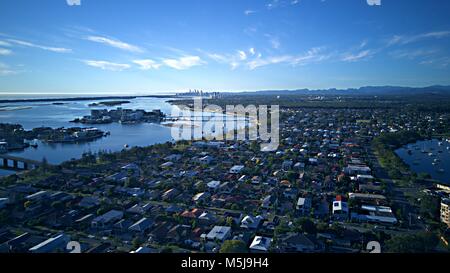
xmin=162 ymin=56 xmax=204 ymax=70
xmin=86 ymin=35 xmax=143 ymax=53
xmin=83 ymin=60 xmax=131 ymax=71
xmin=133 ymin=59 xmax=161 ymax=70
xmin=389 ymin=49 xmax=437 ymax=60
xmin=341 ymin=49 xmax=374 ymax=62
xmin=0 ymin=41 xmax=11 ymax=47
xmin=0 ymin=48 xmax=12 ymax=55
xmin=238 ymin=50 xmax=247 ymax=60
xmin=249 ymin=48 xmax=256 ymax=55
xmin=387 ymin=31 xmax=450 ymax=46
xmin=247 ymin=47 xmax=329 ymax=69
xmin=244 ymin=10 xmax=256 ymax=15
xmin=265 ymin=34 xmax=281 ymax=49
xmin=8 ymin=39 xmax=72 ymax=53
xmin=0 ymin=62 xmax=18 ymax=76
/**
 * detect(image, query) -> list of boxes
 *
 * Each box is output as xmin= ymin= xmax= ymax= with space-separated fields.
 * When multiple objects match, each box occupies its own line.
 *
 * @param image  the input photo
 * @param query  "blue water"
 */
xmin=396 ymin=139 xmax=450 ymax=185
xmin=0 ymin=96 xmax=176 ymax=176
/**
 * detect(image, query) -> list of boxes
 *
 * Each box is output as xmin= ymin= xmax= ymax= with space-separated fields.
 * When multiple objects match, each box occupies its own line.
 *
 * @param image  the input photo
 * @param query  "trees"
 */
xmin=295 ymin=218 xmax=317 ymax=235
xmin=419 ymin=195 xmax=440 ymax=221
xmin=385 ymin=232 xmax=439 ymax=253
xmin=219 ymin=240 xmax=248 ymax=253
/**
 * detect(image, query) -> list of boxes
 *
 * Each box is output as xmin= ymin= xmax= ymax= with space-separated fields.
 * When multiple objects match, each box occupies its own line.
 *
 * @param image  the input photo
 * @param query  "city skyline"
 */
xmin=1 ymin=0 xmax=450 ymax=94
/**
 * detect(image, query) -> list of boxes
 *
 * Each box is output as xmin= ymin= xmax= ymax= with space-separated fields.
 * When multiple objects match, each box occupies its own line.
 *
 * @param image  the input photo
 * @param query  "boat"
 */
xmin=437 ymin=169 xmax=445 ymax=174
xmin=124 ymin=144 xmax=129 ymax=148
xmin=428 ymin=152 xmax=434 ymax=157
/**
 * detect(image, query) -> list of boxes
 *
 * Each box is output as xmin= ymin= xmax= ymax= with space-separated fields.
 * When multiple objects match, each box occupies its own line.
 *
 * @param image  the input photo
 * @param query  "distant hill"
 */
xmin=230 ymin=85 xmax=450 ymax=96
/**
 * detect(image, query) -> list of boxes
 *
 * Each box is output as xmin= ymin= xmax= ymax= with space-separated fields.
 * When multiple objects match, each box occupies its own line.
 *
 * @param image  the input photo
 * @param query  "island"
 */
xmin=0 ymin=123 xmax=108 ymax=153
xmin=71 ymin=108 xmax=165 ymax=125
xmin=88 ymin=100 xmax=131 ymax=107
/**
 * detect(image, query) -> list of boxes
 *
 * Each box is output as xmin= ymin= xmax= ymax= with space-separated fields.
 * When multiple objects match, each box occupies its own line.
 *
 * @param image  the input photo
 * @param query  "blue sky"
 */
xmin=1 ymin=0 xmax=450 ymax=94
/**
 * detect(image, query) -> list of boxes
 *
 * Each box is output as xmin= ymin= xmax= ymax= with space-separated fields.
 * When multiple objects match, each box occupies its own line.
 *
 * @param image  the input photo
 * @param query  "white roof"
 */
xmin=207 ymin=180 xmax=221 ymax=188
xmin=249 ymin=236 xmax=272 ymax=252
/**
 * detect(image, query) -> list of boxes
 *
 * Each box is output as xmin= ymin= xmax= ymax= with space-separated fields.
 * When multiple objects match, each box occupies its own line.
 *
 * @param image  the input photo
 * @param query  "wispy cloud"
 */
xmin=132 ymin=59 xmax=162 ymax=70
xmin=387 ymin=31 xmax=450 ymax=46
xmin=265 ymin=34 xmax=281 ymax=49
xmin=85 ymin=35 xmax=143 ymax=53
xmin=389 ymin=48 xmax=438 ymax=60
xmin=247 ymin=47 xmax=329 ymax=69
xmin=341 ymin=49 xmax=374 ymax=62
xmin=244 ymin=10 xmax=256 ymax=15
xmin=0 ymin=41 xmax=12 ymax=47
xmin=238 ymin=50 xmax=247 ymax=61
xmin=0 ymin=62 xmax=19 ymax=76
xmin=0 ymin=48 xmax=12 ymax=55
xmin=162 ymin=56 xmax=204 ymax=70
xmin=7 ymin=39 xmax=72 ymax=53
xmin=83 ymin=60 xmax=131 ymax=71
xmin=202 ymin=49 xmax=254 ymax=70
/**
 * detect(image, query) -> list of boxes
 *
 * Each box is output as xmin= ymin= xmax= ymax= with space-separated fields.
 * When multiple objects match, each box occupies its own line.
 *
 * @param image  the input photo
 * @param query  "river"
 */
xmin=395 ymin=138 xmax=450 ymax=185
xmin=0 ymin=96 xmax=177 ymax=176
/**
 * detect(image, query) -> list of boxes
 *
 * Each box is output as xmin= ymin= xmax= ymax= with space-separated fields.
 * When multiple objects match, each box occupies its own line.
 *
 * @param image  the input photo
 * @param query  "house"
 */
xmin=130 ymin=246 xmax=157 ymax=253
xmin=261 ymin=195 xmax=272 ymax=209
xmin=332 ymin=200 xmax=349 ymax=220
xmin=162 ymin=188 xmax=179 ymax=200
xmin=441 ymin=198 xmax=450 ymax=227
xmin=229 ymin=165 xmax=245 ymax=174
xmin=26 ymin=191 xmax=50 ymax=202
xmin=238 ymin=175 xmax=248 ymax=182
xmin=0 ymin=198 xmax=9 ymax=209
xmin=192 ymin=192 xmax=210 ymax=203
xmin=282 ymin=160 xmax=293 ymax=171
xmin=356 ymin=174 xmax=374 ymax=183
xmin=91 ymin=210 xmax=123 ymax=228
xmin=126 ymin=203 xmax=152 ymax=215
xmin=199 ymin=155 xmax=214 ymax=165
xmin=293 ymin=162 xmax=305 ymax=170
xmin=164 ymin=154 xmax=182 ymax=162
xmin=351 ymin=205 xmax=397 ymax=225
xmin=240 ymin=215 xmax=263 ymax=229
xmin=205 ymin=226 xmax=231 ymax=242
xmin=180 ymin=208 xmax=204 ymax=220
xmin=344 ymin=165 xmax=371 ymax=175
xmin=207 ymin=181 xmax=221 ymax=191
xmin=113 ymin=219 xmax=133 ymax=231
xmin=296 ymin=197 xmax=312 ymax=215
xmin=198 ymin=211 xmax=217 ymax=224
xmin=129 ymin=217 xmax=153 ymax=233
xmin=278 ymin=233 xmax=315 ymax=252
xmin=251 ymin=176 xmax=261 ymax=185
xmin=160 ymin=162 xmax=174 ymax=168
xmin=121 ymin=163 xmax=141 ymax=176
xmin=249 ymin=236 xmax=272 ymax=253
xmin=29 ymin=234 xmax=70 ymax=253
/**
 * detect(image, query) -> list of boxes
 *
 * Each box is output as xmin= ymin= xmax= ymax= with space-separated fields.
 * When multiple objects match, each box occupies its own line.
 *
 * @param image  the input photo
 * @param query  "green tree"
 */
xmin=385 ymin=232 xmax=439 ymax=253
xmin=219 ymin=240 xmax=248 ymax=253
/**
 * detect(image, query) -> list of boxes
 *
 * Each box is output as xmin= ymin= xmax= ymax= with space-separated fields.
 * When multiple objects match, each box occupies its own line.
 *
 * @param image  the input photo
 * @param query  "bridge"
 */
xmin=0 ymin=154 xmax=48 ymax=171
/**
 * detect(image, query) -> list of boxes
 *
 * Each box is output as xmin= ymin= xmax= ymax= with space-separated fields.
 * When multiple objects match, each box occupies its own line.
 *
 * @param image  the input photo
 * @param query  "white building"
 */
xmin=230 ymin=165 xmax=245 ymax=174
xmin=249 ymin=236 xmax=272 ymax=253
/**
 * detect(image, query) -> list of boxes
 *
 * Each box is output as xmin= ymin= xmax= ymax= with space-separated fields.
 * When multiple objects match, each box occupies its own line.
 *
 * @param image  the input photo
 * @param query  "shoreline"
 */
xmin=0 ymin=94 xmax=178 ymax=104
